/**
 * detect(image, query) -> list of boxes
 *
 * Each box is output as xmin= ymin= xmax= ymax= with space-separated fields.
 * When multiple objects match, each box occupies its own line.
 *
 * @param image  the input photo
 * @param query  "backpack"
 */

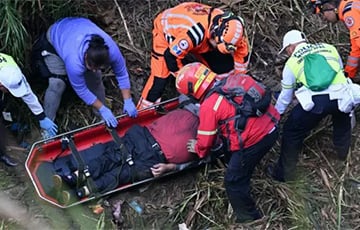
xmin=207 ymin=73 xmax=272 ymax=132
xmin=304 ymin=53 xmax=337 ymax=91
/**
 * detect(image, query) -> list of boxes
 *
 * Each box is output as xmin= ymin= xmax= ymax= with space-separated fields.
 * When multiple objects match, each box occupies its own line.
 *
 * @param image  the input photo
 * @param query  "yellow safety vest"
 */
xmin=285 ymin=43 xmax=347 ymax=87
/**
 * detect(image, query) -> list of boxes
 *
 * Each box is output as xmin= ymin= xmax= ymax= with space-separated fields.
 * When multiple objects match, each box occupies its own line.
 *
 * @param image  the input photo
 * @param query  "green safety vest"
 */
xmin=0 ymin=53 xmax=17 ymax=69
xmin=285 ymin=43 xmax=347 ymax=91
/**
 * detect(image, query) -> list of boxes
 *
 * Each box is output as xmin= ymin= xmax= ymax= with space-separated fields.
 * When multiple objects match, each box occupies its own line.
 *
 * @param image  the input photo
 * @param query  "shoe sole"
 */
xmin=52 ymin=175 xmax=63 ymax=190
xmin=62 ymin=191 xmax=71 ymax=205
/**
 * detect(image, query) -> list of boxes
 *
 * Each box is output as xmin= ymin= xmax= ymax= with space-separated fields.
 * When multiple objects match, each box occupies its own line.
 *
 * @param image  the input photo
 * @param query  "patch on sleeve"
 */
xmin=171 ymin=45 xmax=183 ymax=56
xmin=178 ymin=39 xmax=189 ymax=50
xmin=345 ymin=16 xmax=355 ymax=28
xmin=351 ymin=31 xmax=359 ymax=39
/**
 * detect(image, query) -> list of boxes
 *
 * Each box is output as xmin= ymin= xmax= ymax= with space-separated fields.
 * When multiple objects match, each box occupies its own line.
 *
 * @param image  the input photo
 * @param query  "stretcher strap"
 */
xmin=66 ymin=137 xmax=98 ymax=195
xmin=108 ymin=128 xmax=134 ymax=166
xmin=107 ymin=128 xmax=137 ymax=183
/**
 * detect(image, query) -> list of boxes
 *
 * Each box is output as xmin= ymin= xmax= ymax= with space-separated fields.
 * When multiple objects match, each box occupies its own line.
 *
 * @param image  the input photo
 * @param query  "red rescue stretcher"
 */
xmin=25 ymin=97 xmax=202 ymax=208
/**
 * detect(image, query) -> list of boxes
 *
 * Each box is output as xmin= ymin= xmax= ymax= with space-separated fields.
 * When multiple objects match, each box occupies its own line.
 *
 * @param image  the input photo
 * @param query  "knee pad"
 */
xmin=48 ymin=77 xmax=66 ymax=93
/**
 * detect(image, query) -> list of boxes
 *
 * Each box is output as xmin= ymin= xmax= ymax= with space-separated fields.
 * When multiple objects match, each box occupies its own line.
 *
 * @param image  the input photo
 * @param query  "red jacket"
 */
xmin=195 ymin=93 xmax=279 ymax=158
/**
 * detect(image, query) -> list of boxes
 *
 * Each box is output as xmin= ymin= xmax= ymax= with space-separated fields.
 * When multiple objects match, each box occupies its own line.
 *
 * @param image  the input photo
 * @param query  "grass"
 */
xmin=1 ymin=0 xmax=359 ymax=229
xmin=0 ymin=0 xmax=29 ymax=67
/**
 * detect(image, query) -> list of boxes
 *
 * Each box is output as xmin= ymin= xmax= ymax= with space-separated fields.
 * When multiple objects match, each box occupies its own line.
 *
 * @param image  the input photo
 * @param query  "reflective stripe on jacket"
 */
xmin=195 ymin=93 xmax=279 ymax=158
xmin=338 ymin=0 xmax=360 ymax=77
xmin=285 ymin=43 xmax=347 ymax=87
xmin=154 ymin=2 xmax=249 ymax=73
xmin=156 ymin=2 xmax=222 ymax=59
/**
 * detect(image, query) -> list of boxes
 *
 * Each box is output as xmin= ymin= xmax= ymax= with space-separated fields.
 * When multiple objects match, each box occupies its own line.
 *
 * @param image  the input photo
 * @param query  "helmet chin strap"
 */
xmin=187 ymin=82 xmax=194 ymax=95
xmin=334 ymin=8 xmax=339 ymax=20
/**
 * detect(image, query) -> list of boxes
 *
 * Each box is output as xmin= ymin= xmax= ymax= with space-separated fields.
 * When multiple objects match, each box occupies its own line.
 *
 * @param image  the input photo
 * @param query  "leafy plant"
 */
xmin=0 ymin=0 xmax=29 ymax=67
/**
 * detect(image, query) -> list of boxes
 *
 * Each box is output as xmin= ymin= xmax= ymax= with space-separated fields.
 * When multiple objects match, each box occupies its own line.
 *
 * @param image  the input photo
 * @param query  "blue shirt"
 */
xmin=49 ymin=17 xmax=130 ymax=105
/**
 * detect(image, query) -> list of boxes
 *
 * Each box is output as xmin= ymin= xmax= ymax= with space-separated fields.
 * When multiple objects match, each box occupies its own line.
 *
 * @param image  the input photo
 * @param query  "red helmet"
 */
xmin=176 ymin=62 xmax=216 ymax=99
xmin=308 ymin=0 xmax=339 ymax=14
xmin=308 ymin=0 xmax=324 ymax=14
xmin=210 ymin=12 xmax=244 ymax=54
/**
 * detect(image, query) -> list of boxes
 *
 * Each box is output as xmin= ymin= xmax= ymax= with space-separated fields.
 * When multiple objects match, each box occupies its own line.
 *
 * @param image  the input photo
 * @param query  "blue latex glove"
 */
xmin=123 ymin=98 xmax=138 ymax=117
xmin=39 ymin=117 xmax=58 ymax=137
xmin=99 ymin=105 xmax=118 ymax=128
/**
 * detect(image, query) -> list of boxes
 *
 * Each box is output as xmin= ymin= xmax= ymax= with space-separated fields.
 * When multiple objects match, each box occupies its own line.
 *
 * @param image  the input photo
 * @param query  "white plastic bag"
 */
xmin=295 ymin=86 xmax=315 ymax=111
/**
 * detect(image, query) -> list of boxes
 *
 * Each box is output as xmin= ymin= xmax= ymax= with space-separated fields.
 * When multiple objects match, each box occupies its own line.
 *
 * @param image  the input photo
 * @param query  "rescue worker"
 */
xmin=176 ymin=62 xmax=280 ymax=223
xmin=137 ymin=2 xmax=250 ymax=109
xmin=0 ymin=53 xmax=58 ymax=166
xmin=0 ymin=123 xmax=17 ymax=167
xmin=53 ymin=96 xmax=201 ymax=202
xmin=269 ymin=30 xmax=359 ymax=182
xmin=309 ymin=0 xmax=360 ymax=79
xmin=32 ymin=17 xmax=138 ymax=128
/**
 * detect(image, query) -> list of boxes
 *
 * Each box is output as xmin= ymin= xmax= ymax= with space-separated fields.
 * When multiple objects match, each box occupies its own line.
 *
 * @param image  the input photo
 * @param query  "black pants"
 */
xmin=86 ymin=125 xmax=166 ymax=193
xmin=0 ymin=121 xmax=7 ymax=156
xmin=224 ymin=128 xmax=279 ymax=221
xmin=0 ymin=98 xmax=7 ymax=156
xmin=273 ymin=95 xmax=351 ymax=181
xmin=199 ymin=49 xmax=234 ymax=74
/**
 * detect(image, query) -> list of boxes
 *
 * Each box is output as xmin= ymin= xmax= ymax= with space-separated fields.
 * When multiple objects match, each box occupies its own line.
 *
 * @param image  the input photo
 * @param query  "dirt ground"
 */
xmin=1 ymin=0 xmax=360 ymax=229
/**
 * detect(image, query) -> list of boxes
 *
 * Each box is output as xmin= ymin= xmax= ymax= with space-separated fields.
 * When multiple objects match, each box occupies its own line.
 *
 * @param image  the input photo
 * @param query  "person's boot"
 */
xmin=61 ymin=190 xmax=78 ymax=205
xmin=61 ymin=191 xmax=71 ymax=205
xmin=266 ymin=164 xmax=285 ymax=182
xmin=0 ymin=154 xmax=18 ymax=167
xmin=63 ymin=172 xmax=79 ymax=186
xmin=52 ymin=174 xmax=63 ymax=190
xmin=334 ymin=146 xmax=349 ymax=161
xmin=235 ymin=209 xmax=263 ymax=223
xmin=76 ymin=186 xmax=90 ymax=198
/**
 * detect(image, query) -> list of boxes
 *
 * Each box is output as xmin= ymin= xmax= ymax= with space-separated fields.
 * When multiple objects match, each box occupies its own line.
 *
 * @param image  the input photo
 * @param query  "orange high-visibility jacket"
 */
xmin=154 ymin=2 xmax=249 ymax=73
xmin=338 ymin=0 xmax=360 ymax=78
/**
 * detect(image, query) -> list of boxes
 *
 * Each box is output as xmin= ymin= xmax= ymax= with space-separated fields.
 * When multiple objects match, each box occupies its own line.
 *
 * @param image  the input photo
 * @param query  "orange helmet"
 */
xmin=210 ymin=12 xmax=244 ymax=54
xmin=176 ymin=62 xmax=216 ymax=99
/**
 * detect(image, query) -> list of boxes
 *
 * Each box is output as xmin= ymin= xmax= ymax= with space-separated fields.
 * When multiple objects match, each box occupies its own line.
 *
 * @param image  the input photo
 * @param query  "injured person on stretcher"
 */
xmin=53 ymin=97 xmax=208 ymax=203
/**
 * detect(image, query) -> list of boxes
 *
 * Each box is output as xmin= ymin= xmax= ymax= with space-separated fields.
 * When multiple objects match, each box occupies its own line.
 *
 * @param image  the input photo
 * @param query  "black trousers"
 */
xmin=0 ymin=121 xmax=7 ymax=156
xmin=0 ymin=98 xmax=7 ymax=156
xmin=224 ymin=128 xmax=279 ymax=221
xmin=199 ymin=49 xmax=234 ymax=74
xmin=86 ymin=125 xmax=165 ymax=193
xmin=273 ymin=95 xmax=351 ymax=181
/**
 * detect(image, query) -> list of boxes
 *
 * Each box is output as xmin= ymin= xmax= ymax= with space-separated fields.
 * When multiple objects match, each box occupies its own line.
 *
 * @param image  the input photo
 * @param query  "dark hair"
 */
xmin=86 ymin=34 xmax=110 ymax=69
xmin=331 ymin=0 xmax=341 ymax=7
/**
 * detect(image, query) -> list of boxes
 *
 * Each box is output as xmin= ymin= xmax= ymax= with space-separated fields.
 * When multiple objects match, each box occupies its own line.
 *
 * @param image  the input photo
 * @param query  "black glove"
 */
xmin=164 ymin=48 xmax=179 ymax=72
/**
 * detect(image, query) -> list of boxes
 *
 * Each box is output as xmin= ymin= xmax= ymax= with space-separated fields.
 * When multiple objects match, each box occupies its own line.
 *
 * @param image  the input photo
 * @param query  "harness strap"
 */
xmin=265 ymin=111 xmax=279 ymax=126
xmin=107 ymin=128 xmax=138 ymax=185
xmin=108 ymin=128 xmax=134 ymax=166
xmin=61 ymin=137 xmax=98 ymax=195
